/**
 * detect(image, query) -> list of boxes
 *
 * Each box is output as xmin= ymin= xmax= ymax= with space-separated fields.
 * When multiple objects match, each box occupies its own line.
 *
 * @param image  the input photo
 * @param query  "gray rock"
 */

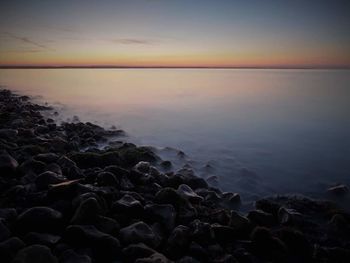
xmin=71 ymin=197 xmax=102 ymax=224
xmin=112 ymin=194 xmax=143 ymax=214
xmin=177 ymin=184 xmax=203 ymax=203
xmin=12 ymin=245 xmax=58 ymax=263
xmin=145 ymin=204 xmax=176 ymax=231
xmin=119 ymin=221 xmax=160 ymax=248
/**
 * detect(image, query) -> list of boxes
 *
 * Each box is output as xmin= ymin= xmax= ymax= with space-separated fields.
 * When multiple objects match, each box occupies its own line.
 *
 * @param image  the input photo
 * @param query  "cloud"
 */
xmin=110 ymin=38 xmax=156 ymax=45
xmin=3 ymin=32 xmax=51 ymax=50
xmin=0 ymin=49 xmax=43 ymax=53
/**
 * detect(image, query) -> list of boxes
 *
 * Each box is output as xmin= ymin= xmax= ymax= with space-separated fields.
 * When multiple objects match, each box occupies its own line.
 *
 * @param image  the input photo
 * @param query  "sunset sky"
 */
xmin=0 ymin=0 xmax=349 ymax=68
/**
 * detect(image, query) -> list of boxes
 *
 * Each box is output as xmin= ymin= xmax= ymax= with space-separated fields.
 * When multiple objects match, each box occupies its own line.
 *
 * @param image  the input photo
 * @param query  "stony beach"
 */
xmin=0 ymin=88 xmax=349 ymax=263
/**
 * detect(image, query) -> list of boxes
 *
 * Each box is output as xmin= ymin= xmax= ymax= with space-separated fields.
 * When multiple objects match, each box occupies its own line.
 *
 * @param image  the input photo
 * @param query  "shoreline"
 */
xmin=0 ymin=88 xmax=349 ymax=262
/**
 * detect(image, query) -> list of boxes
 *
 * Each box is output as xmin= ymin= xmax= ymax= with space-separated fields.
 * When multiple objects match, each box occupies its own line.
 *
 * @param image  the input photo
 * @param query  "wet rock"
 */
xmin=327 ymin=184 xmax=349 ymax=196
xmin=34 ymin=153 xmax=59 ymax=163
xmin=0 ymin=219 xmax=11 ymax=241
xmin=145 ymin=204 xmax=176 ymax=231
xmin=59 ymin=249 xmax=92 ymax=263
xmin=160 ymin=160 xmax=172 ymax=170
xmin=96 ymin=171 xmax=119 ymax=186
xmin=70 ymin=151 xmax=121 ymax=169
xmin=71 ymin=197 xmax=102 ymax=224
xmin=16 ymin=206 xmax=63 ymax=234
xmin=0 ymin=237 xmax=25 ymax=262
xmin=94 ymin=216 xmax=120 ymax=235
xmin=155 ymin=187 xmax=186 ymax=208
xmin=134 ymin=161 xmax=151 ymax=173
xmin=222 ymin=192 xmax=241 ymax=209
xmin=135 ymin=252 xmax=171 ymax=263
xmin=23 ymin=232 xmax=60 ymax=247
xmin=18 ymin=158 xmax=46 ymax=175
xmin=278 ymin=207 xmax=303 ymax=225
xmin=112 ymin=194 xmax=143 ymax=215
xmin=0 ymin=128 xmax=18 ymax=140
xmin=247 ymin=210 xmax=276 ymax=227
xmin=176 ymin=256 xmax=200 ymax=263
xmin=276 ymin=227 xmax=312 ymax=260
xmin=190 ymin=219 xmax=215 ymax=245
xmin=35 ymin=171 xmax=65 ymax=190
xmin=119 ymin=145 xmax=159 ymax=167
xmin=0 ymin=208 xmax=17 ymax=222
xmin=177 ymin=184 xmax=203 ymax=203
xmin=166 ymin=225 xmax=190 ymax=258
xmin=250 ymin=227 xmax=287 ymax=261
xmin=188 ymin=242 xmax=209 ymax=262
xmin=209 ymin=209 xmax=231 ymax=226
xmin=122 ymin=243 xmax=156 ymax=262
xmin=12 ymin=245 xmax=58 ymax=263
xmin=212 ymin=224 xmax=236 ymax=244
xmin=64 ymin=225 xmax=121 ymax=260
xmin=47 ymin=179 xmax=85 ymax=200
xmin=0 ymin=152 xmax=18 ymax=175
xmin=119 ymin=221 xmax=160 ymax=248
xmin=229 ymin=211 xmax=250 ymax=235
xmin=57 ymin=156 xmax=83 ymax=179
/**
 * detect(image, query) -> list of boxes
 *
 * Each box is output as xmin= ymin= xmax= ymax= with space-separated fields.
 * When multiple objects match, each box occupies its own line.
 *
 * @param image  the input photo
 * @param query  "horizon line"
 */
xmin=0 ymin=65 xmax=349 ymax=70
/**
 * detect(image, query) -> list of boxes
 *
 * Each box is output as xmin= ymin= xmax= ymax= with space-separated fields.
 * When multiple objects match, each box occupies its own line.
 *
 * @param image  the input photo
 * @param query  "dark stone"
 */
xmin=12 ymin=245 xmax=58 ymax=263
xmin=135 ymin=253 xmax=170 ymax=263
xmin=177 ymin=184 xmax=203 ymax=203
xmin=155 ymin=187 xmax=186 ymax=208
xmin=0 ymin=128 xmax=18 ymax=140
xmin=0 ymin=208 xmax=17 ymax=222
xmin=0 ymin=152 xmax=18 ymax=175
xmin=190 ymin=219 xmax=215 ymax=246
xmin=18 ymin=159 xmax=46 ymax=175
xmin=122 ymin=243 xmax=156 ymax=262
xmin=96 ymin=171 xmax=119 ymax=186
xmin=119 ymin=221 xmax=160 ymax=248
xmin=229 ymin=211 xmax=250 ymax=235
xmin=327 ymin=184 xmax=349 ymax=196
xmin=0 ymin=237 xmax=25 ymax=263
xmin=35 ymin=171 xmax=65 ymax=190
xmin=222 ymin=192 xmax=241 ymax=209
xmin=166 ymin=225 xmax=190 ymax=259
xmin=112 ymin=194 xmax=143 ymax=215
xmin=94 ymin=216 xmax=120 ymax=235
xmin=59 ymin=249 xmax=92 ymax=263
xmin=71 ymin=197 xmax=102 ymax=224
xmin=176 ymin=256 xmax=200 ymax=263
xmin=145 ymin=204 xmax=176 ymax=232
xmin=34 ymin=153 xmax=59 ymax=163
xmin=63 ymin=225 xmax=121 ymax=261
xmin=188 ymin=242 xmax=209 ymax=262
xmin=23 ymin=232 xmax=60 ymax=247
xmin=212 ymin=224 xmax=236 ymax=244
xmin=0 ymin=219 xmax=11 ymax=242
xmin=69 ymin=151 xmax=120 ymax=169
xmin=277 ymin=207 xmax=303 ymax=225
xmin=16 ymin=207 xmax=63 ymax=234
xmin=247 ymin=210 xmax=276 ymax=227
xmin=250 ymin=227 xmax=287 ymax=261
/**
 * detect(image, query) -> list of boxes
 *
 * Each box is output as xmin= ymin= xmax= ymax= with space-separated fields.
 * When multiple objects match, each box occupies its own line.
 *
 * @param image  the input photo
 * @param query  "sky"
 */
xmin=0 ymin=0 xmax=349 ymax=68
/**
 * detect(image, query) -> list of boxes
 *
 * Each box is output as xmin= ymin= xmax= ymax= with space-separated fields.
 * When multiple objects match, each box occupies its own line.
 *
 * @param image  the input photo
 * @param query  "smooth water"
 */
xmin=1 ymin=69 xmax=349 ymax=200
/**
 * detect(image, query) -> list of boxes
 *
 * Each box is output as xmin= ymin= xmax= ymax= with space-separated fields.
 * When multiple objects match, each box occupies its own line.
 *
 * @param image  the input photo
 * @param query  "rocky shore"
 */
xmin=0 ymin=88 xmax=349 ymax=263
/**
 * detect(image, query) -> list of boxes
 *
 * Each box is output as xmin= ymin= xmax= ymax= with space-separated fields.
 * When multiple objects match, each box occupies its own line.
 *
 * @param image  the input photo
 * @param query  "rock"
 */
xmin=23 ymin=232 xmax=60 ymax=247
xmin=69 ymin=151 xmax=120 ymax=169
xmin=94 ymin=216 xmax=120 ymax=235
xmin=250 ymin=227 xmax=287 ymax=261
xmin=188 ymin=242 xmax=209 ymax=262
xmin=47 ymin=179 xmax=85 ymax=200
xmin=0 ymin=237 xmax=25 ymax=262
xmin=18 ymin=159 xmax=46 ymax=175
xmin=34 ymin=153 xmax=59 ymax=163
xmin=166 ymin=225 xmax=190 ymax=258
xmin=155 ymin=187 xmax=186 ymax=208
xmin=118 ymin=146 xmax=159 ymax=167
xmin=222 ymin=192 xmax=241 ymax=209
xmin=112 ymin=194 xmax=143 ymax=215
xmin=276 ymin=227 xmax=312 ymax=260
xmin=16 ymin=207 xmax=63 ymax=234
xmin=177 ymin=184 xmax=203 ymax=203
xmin=71 ymin=197 xmax=102 ymax=224
xmin=247 ymin=210 xmax=276 ymax=227
xmin=59 ymin=249 xmax=92 ymax=263
xmin=0 ymin=128 xmax=18 ymax=140
xmin=96 ymin=171 xmax=119 ymax=186
xmin=160 ymin=160 xmax=172 ymax=170
xmin=190 ymin=219 xmax=215 ymax=245
xmin=327 ymin=184 xmax=349 ymax=196
xmin=209 ymin=209 xmax=231 ymax=226
xmin=0 ymin=219 xmax=11 ymax=242
xmin=12 ymin=245 xmax=58 ymax=263
xmin=145 ymin=204 xmax=176 ymax=231
xmin=63 ymin=225 xmax=121 ymax=260
xmin=176 ymin=256 xmax=200 ymax=263
xmin=178 ymin=203 xmax=197 ymax=224
xmin=35 ymin=171 xmax=65 ymax=190
xmin=122 ymin=243 xmax=156 ymax=262
xmin=134 ymin=161 xmax=151 ymax=173
xmin=57 ymin=156 xmax=83 ymax=179
xmin=277 ymin=207 xmax=303 ymax=225
xmin=211 ymin=224 xmax=236 ymax=244
xmin=0 ymin=208 xmax=17 ymax=222
xmin=135 ymin=252 xmax=171 ymax=263
xmin=229 ymin=211 xmax=250 ymax=235
xmin=185 ymin=176 xmax=208 ymax=190
xmin=0 ymin=152 xmax=18 ymax=175
xmin=119 ymin=221 xmax=160 ymax=248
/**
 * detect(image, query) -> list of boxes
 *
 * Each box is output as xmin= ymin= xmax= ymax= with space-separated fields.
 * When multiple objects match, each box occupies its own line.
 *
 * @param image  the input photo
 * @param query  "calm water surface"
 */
xmin=1 ymin=69 xmax=349 ymax=201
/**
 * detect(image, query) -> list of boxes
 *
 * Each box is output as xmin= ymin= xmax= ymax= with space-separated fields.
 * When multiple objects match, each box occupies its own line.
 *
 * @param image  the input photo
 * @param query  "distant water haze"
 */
xmin=1 ymin=69 xmax=349 ymax=202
